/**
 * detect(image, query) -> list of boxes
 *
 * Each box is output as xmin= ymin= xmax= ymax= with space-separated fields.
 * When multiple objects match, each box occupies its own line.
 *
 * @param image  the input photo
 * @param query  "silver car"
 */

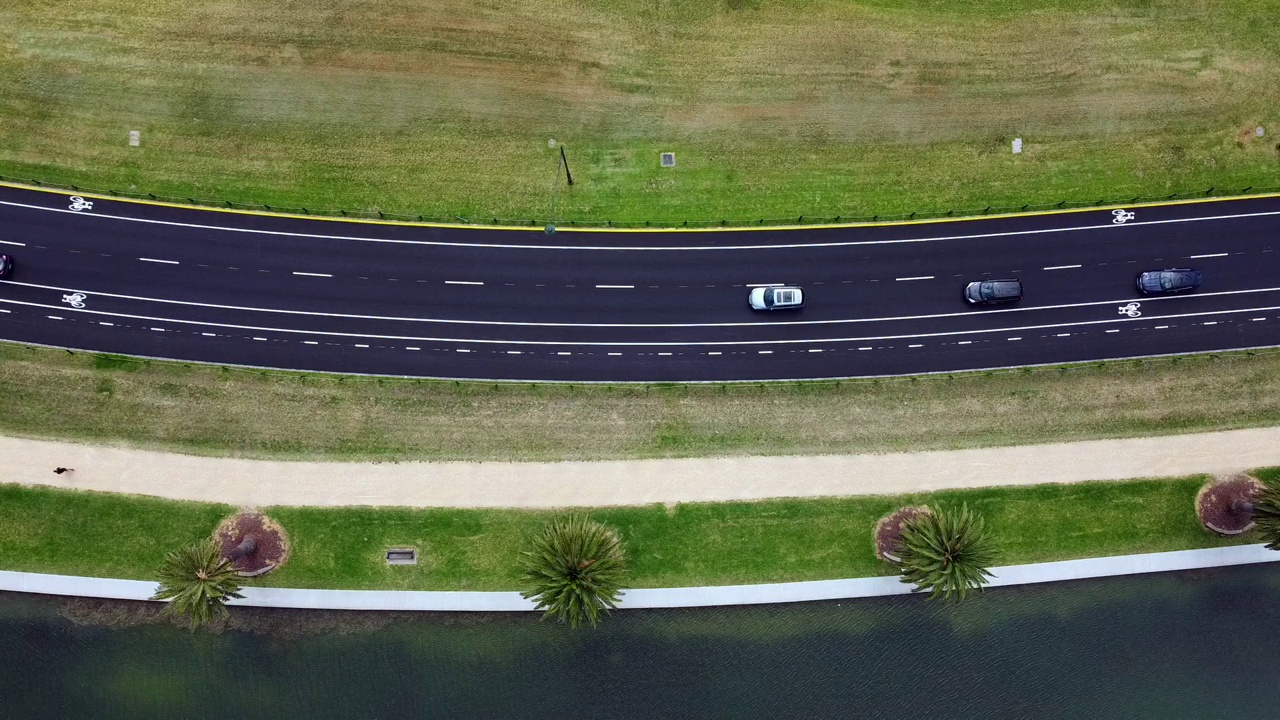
xmin=749 ymin=285 xmax=804 ymax=310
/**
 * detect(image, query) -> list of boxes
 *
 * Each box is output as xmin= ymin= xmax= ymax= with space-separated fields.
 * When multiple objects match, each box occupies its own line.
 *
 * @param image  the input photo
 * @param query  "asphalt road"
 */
xmin=1 ymin=184 xmax=1278 ymax=382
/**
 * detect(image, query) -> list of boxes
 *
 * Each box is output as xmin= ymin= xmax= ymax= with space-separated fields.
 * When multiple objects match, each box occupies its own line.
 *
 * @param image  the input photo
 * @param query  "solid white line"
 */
xmin=595 ymin=284 xmax=635 ymax=289
xmin=1043 ymin=264 xmax=1082 ymax=270
xmin=7 ymin=298 xmax=1279 ymax=348
xmin=11 ymin=279 xmax=1280 ymax=330
xmin=895 ymin=276 xmax=934 ymax=281
xmin=445 ymin=280 xmax=483 ymax=285
xmin=1188 ymin=253 xmax=1229 ymax=259
xmin=7 ymin=197 xmax=1280 ymax=251
xmin=292 ymin=272 xmax=333 ymax=278
xmin=138 ymin=257 xmax=178 ymax=265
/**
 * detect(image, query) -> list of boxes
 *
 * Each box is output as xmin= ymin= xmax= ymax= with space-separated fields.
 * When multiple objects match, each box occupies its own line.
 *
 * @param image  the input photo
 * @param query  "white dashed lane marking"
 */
xmin=138 ymin=257 xmax=179 ymax=265
xmin=1188 ymin=253 xmax=1229 ymax=259
xmin=292 ymin=272 xmax=333 ymax=278
xmin=445 ymin=280 xmax=484 ymax=286
xmin=1043 ymin=264 xmax=1082 ymax=270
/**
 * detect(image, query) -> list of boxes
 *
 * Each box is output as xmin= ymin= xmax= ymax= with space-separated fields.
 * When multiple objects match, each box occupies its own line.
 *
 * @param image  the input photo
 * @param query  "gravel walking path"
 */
xmin=4 ymin=427 xmax=1279 ymax=508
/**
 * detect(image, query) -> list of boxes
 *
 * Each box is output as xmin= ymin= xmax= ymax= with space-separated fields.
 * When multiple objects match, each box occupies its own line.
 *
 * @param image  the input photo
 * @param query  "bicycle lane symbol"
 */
xmin=1118 ymin=302 xmax=1141 ymax=317
xmin=62 ymin=292 xmax=88 ymax=309
xmin=68 ymin=196 xmax=94 ymax=212
xmin=1112 ymin=209 xmax=1135 ymax=224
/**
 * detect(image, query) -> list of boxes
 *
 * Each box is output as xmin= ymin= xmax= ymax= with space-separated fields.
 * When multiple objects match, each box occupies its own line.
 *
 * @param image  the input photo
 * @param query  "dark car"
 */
xmin=0 ymin=254 xmax=11 ymax=279
xmin=1136 ymin=268 xmax=1202 ymax=295
xmin=964 ymin=279 xmax=1022 ymax=305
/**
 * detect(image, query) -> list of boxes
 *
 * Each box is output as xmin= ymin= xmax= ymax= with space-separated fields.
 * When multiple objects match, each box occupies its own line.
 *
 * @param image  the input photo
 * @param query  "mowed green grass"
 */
xmin=2 ymin=344 xmax=1280 ymax=462
xmin=1 ymin=0 xmax=1278 ymax=223
xmin=0 ymin=475 xmax=1257 ymax=590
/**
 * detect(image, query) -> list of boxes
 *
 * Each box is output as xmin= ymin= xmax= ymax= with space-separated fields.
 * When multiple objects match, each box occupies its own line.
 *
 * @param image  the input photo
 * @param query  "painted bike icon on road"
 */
xmin=61 ymin=292 xmax=88 ymax=309
xmin=68 ymin=196 xmax=94 ymax=212
xmin=1118 ymin=302 xmax=1142 ymax=318
xmin=1112 ymin=208 xmax=1135 ymax=224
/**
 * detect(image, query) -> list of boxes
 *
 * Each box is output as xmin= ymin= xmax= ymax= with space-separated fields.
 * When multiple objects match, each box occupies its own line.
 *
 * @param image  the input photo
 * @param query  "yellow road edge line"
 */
xmin=4 ymin=179 xmax=1278 ymax=234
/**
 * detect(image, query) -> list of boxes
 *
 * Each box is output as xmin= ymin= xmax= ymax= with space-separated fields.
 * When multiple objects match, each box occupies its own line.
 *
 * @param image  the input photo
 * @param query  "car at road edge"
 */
xmin=0 ymin=254 xmax=12 ymax=279
xmin=1136 ymin=268 xmax=1202 ymax=295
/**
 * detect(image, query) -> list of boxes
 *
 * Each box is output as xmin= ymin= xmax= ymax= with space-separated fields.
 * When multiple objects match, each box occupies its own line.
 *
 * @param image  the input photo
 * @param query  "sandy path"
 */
xmin=3 ymin=427 xmax=1279 ymax=508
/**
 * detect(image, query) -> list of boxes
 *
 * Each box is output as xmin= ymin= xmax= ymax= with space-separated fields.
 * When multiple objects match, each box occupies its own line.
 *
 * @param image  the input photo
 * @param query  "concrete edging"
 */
xmin=0 ymin=544 xmax=1276 ymax=612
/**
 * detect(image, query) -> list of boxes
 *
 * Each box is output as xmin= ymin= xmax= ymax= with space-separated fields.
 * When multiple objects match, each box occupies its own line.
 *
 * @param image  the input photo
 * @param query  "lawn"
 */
xmin=0 ymin=474 xmax=1261 ymax=591
xmin=2 ymin=343 xmax=1280 ymax=462
xmin=1 ymin=0 xmax=1278 ymax=225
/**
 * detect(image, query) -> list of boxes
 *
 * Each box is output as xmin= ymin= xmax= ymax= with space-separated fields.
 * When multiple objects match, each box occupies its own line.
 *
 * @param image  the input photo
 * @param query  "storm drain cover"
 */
xmin=386 ymin=547 xmax=418 ymax=565
xmin=661 ymin=152 xmax=676 ymax=167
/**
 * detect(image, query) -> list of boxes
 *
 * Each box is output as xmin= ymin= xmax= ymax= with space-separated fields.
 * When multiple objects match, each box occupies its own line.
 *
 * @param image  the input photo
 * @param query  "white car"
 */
xmin=749 ymin=285 xmax=804 ymax=311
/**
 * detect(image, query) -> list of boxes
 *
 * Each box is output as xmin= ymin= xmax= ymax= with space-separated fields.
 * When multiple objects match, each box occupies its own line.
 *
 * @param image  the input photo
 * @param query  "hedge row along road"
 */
xmin=1 ymin=184 xmax=1279 ymax=382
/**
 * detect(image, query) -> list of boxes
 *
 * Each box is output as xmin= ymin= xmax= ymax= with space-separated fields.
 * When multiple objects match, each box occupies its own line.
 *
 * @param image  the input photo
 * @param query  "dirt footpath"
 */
xmin=5 ymin=427 xmax=1280 ymax=509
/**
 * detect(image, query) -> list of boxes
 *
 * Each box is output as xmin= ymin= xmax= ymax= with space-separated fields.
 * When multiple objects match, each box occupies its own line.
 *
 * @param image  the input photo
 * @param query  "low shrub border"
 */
xmin=3 ymin=468 xmax=1276 ymax=592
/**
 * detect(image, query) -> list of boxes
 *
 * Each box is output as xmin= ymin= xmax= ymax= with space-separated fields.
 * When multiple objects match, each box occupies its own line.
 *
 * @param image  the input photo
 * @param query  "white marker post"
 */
xmin=129 ymin=131 xmax=140 ymax=147
xmin=1012 ymin=138 xmax=1023 ymax=154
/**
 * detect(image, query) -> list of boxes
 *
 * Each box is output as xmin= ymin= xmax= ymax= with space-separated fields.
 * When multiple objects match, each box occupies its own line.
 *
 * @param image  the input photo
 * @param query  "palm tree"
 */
xmin=151 ymin=538 xmax=244 ymax=630
xmin=520 ymin=515 xmax=627 ymax=629
xmin=897 ymin=503 xmax=997 ymax=602
xmin=1252 ymin=478 xmax=1280 ymax=550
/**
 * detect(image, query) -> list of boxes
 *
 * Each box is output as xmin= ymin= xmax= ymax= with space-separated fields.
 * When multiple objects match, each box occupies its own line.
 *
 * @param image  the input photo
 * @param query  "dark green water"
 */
xmin=2 ymin=564 xmax=1279 ymax=719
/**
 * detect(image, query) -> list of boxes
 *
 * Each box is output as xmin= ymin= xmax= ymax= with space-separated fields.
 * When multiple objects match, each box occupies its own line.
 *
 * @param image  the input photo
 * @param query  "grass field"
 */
xmin=2 ymin=343 xmax=1279 ymax=461
xmin=0 ymin=472 xmax=1266 ymax=591
xmin=2 ymin=1 xmax=1278 ymax=224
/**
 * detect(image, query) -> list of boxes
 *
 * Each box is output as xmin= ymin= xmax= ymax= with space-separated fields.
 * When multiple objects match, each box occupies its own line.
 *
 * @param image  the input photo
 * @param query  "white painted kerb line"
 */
xmin=1043 ymin=264 xmax=1082 ymax=270
xmin=292 ymin=271 xmax=333 ymax=278
xmin=138 ymin=257 xmax=178 ymax=265
xmin=895 ymin=276 xmax=934 ymax=281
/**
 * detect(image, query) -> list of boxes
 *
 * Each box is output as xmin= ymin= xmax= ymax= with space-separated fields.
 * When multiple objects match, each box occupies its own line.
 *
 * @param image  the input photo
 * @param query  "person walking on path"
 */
xmin=53 ymin=467 xmax=72 ymax=475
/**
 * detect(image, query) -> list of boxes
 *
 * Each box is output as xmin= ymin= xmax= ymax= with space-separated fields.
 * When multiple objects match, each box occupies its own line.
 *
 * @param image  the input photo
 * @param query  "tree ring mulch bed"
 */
xmin=1196 ymin=474 xmax=1263 ymax=536
xmin=874 ymin=505 xmax=931 ymax=563
xmin=215 ymin=512 xmax=290 ymax=577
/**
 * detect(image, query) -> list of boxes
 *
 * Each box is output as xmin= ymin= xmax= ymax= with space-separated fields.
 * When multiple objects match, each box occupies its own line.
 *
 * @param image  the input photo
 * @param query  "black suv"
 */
xmin=964 ymin=279 xmax=1022 ymax=305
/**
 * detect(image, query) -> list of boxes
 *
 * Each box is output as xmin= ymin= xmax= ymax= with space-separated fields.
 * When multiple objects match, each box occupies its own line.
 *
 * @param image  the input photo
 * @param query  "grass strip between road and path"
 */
xmin=3 ymin=343 xmax=1280 ymax=462
xmin=2 ymin=469 xmax=1275 ymax=592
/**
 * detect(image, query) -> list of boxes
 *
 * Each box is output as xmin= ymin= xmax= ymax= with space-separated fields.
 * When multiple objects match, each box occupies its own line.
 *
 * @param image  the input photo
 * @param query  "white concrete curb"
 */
xmin=1 ymin=544 xmax=1277 ymax=612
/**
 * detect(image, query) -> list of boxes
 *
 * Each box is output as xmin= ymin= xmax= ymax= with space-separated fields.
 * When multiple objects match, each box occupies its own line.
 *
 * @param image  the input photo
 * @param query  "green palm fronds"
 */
xmin=897 ymin=504 xmax=997 ymax=603
xmin=151 ymin=538 xmax=244 ymax=630
xmin=520 ymin=515 xmax=628 ymax=629
xmin=1253 ymin=479 xmax=1280 ymax=551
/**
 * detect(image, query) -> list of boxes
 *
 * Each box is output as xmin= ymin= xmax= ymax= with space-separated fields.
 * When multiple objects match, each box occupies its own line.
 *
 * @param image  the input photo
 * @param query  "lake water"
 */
xmin=2 ymin=564 xmax=1279 ymax=718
